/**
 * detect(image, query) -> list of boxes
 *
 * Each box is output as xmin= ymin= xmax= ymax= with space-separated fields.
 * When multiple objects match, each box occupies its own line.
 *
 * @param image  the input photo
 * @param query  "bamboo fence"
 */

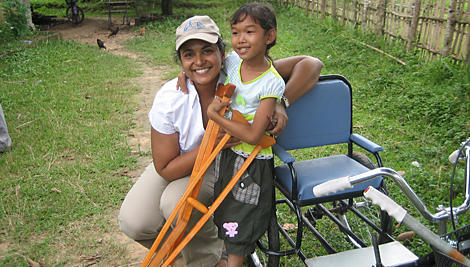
xmin=271 ymin=0 xmax=470 ymax=62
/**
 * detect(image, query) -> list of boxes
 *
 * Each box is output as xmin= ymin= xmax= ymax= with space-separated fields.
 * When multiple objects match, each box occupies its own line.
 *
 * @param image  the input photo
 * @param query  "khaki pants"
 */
xmin=119 ymin=162 xmax=223 ymax=267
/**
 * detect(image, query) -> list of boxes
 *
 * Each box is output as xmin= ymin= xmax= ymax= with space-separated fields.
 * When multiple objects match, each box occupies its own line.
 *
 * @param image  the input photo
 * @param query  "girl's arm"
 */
xmin=151 ymin=127 xmax=199 ymax=182
xmin=207 ymin=98 xmax=276 ymax=146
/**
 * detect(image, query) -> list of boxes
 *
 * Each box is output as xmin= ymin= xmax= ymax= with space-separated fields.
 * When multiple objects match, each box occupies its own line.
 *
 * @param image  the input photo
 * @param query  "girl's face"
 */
xmin=179 ymin=39 xmax=224 ymax=89
xmin=231 ymin=15 xmax=275 ymax=61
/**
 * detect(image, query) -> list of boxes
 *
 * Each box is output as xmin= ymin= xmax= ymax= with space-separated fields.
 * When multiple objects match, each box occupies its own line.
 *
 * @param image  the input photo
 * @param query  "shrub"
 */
xmin=0 ymin=0 xmax=30 ymax=42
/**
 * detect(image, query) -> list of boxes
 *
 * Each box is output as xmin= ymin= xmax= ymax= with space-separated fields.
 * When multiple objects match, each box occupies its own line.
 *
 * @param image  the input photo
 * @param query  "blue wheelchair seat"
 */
xmin=275 ymin=155 xmax=383 ymax=205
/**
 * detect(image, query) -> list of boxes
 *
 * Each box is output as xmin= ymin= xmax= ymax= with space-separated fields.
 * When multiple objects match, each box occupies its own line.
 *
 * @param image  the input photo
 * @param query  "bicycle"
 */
xmin=312 ymin=137 xmax=470 ymax=266
xmin=65 ymin=0 xmax=84 ymax=25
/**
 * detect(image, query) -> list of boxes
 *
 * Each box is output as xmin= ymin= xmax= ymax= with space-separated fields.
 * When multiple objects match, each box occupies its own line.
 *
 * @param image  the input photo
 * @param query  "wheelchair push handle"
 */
xmin=449 ymin=137 xmax=470 ymax=164
xmin=313 ymin=176 xmax=352 ymax=197
xmin=363 ymin=186 xmax=407 ymax=222
xmin=364 ymin=186 xmax=470 ymax=267
xmin=312 ymin=168 xmax=390 ymax=197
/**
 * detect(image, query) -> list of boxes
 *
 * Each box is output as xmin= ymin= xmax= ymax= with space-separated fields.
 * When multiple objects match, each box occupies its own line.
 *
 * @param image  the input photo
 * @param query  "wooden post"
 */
xmin=466 ymin=24 xmax=470 ymax=63
xmin=442 ymin=0 xmax=457 ymax=57
xmin=353 ymin=0 xmax=358 ymax=24
xmin=0 ymin=0 xmax=4 ymax=24
xmin=406 ymin=0 xmax=422 ymax=52
xmin=332 ymin=0 xmax=337 ymax=21
xmin=305 ymin=0 xmax=310 ymax=17
xmin=375 ymin=0 xmax=386 ymax=36
xmin=362 ymin=0 xmax=369 ymax=30
xmin=321 ymin=0 xmax=327 ymax=19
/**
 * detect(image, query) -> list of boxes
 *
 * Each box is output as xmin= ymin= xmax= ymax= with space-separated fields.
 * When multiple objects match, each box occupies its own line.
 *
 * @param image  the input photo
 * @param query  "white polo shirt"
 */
xmin=148 ymin=74 xmax=226 ymax=154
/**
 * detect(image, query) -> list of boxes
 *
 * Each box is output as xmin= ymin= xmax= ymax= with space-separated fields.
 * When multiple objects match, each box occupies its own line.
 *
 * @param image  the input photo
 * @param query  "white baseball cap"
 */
xmin=175 ymin=15 xmax=221 ymax=51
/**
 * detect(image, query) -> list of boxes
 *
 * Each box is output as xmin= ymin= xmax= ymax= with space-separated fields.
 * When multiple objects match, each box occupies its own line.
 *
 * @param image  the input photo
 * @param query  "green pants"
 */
xmin=214 ymin=149 xmax=275 ymax=255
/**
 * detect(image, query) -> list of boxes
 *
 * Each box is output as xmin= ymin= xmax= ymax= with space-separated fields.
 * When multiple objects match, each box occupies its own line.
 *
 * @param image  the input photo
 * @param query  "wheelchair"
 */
xmin=249 ymin=75 xmax=419 ymax=267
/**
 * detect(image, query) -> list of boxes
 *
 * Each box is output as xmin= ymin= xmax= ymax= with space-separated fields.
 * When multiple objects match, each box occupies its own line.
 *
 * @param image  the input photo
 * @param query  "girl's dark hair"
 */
xmin=175 ymin=37 xmax=226 ymax=63
xmin=231 ymin=3 xmax=277 ymax=61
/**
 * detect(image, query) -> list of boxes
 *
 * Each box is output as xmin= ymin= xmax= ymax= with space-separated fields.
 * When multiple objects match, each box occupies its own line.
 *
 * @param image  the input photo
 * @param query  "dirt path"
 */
xmin=43 ymin=17 xmax=185 ymax=266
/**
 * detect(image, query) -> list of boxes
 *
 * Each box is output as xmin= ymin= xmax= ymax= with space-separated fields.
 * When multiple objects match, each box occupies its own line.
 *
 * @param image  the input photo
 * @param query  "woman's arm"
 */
xmin=274 ymin=56 xmax=323 ymax=104
xmin=151 ymin=128 xmax=199 ymax=182
xmin=269 ymin=56 xmax=323 ymax=137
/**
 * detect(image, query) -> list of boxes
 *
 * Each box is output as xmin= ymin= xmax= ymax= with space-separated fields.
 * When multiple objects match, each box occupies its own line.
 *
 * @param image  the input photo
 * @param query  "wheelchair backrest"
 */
xmin=275 ymin=75 xmax=352 ymax=151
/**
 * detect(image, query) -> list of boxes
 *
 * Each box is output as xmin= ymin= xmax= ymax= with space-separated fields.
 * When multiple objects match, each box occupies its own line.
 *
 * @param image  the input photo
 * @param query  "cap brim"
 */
xmin=176 ymin=33 xmax=219 ymax=51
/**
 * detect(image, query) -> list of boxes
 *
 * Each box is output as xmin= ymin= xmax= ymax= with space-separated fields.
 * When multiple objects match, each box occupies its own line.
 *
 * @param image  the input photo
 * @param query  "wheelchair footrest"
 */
xmin=305 ymin=241 xmax=418 ymax=267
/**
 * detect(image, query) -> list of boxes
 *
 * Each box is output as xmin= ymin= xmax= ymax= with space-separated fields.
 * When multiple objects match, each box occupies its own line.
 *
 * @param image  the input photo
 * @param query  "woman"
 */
xmin=119 ymin=15 xmax=323 ymax=267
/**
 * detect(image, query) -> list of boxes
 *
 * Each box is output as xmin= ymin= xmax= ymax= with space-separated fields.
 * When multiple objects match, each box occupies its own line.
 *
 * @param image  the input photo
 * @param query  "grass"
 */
xmin=1 ymin=39 xmax=141 ymax=265
xmin=2 ymin=0 xmax=470 ymax=266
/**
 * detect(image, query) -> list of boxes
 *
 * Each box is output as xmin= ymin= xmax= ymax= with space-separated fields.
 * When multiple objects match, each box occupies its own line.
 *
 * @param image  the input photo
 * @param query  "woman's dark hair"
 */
xmin=231 ymin=2 xmax=277 ymax=61
xmin=175 ymin=37 xmax=226 ymax=63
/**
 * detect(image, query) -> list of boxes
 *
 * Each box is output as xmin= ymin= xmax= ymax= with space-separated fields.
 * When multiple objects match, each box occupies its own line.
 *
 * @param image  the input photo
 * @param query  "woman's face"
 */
xmin=179 ymin=39 xmax=224 ymax=89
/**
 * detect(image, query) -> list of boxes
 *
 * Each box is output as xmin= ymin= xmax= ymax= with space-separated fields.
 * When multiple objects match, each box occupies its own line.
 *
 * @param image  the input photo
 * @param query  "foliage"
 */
xmin=443 ymin=58 xmax=470 ymax=93
xmin=0 ymin=0 xmax=31 ymax=43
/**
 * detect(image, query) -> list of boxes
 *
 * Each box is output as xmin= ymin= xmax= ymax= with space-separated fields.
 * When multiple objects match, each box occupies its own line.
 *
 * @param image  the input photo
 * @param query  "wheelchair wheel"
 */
xmin=350 ymin=151 xmax=376 ymax=169
xmin=247 ymin=208 xmax=280 ymax=267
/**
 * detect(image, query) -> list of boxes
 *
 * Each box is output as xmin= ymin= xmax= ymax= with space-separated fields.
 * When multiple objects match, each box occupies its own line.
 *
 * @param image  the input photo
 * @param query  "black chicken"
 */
xmin=97 ymin=39 xmax=106 ymax=49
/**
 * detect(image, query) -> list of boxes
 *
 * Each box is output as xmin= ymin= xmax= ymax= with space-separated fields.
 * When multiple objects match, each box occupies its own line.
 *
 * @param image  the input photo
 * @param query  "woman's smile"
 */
xmin=193 ymin=67 xmax=211 ymax=74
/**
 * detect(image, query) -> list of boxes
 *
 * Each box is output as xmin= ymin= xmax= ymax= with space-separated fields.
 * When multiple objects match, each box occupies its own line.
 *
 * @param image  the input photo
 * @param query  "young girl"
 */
xmin=207 ymin=3 xmax=284 ymax=267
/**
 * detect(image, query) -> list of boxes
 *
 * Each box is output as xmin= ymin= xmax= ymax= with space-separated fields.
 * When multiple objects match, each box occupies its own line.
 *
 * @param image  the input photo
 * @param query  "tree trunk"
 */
xmin=162 ymin=0 xmax=173 ymax=15
xmin=442 ymin=0 xmax=457 ymax=57
xmin=20 ymin=0 xmax=34 ymax=29
xmin=375 ymin=0 xmax=386 ymax=36
xmin=407 ymin=0 xmax=422 ymax=52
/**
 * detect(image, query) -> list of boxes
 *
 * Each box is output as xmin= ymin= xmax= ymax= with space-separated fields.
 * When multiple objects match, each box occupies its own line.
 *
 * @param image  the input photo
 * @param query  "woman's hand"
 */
xmin=215 ymin=128 xmax=243 ymax=150
xmin=267 ymin=104 xmax=288 ymax=138
xmin=176 ymin=70 xmax=193 ymax=94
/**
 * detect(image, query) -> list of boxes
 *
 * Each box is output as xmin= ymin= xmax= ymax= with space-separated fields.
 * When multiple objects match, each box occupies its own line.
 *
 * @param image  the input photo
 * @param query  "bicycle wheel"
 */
xmin=66 ymin=6 xmax=84 ymax=25
xmin=247 ymin=208 xmax=280 ymax=267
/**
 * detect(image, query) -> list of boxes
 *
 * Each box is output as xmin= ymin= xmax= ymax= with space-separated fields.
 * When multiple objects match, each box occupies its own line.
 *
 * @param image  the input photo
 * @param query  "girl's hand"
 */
xmin=208 ymin=99 xmax=231 ymax=120
xmin=176 ymin=70 xmax=193 ymax=94
xmin=267 ymin=104 xmax=288 ymax=138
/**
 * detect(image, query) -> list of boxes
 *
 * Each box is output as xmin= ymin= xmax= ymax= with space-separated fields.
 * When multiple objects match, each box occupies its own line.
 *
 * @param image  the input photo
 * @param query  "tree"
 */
xmin=20 ymin=0 xmax=34 ymax=29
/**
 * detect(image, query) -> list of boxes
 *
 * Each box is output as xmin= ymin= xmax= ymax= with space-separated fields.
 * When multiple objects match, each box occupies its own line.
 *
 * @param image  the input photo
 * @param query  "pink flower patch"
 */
xmin=223 ymin=222 xmax=239 ymax=238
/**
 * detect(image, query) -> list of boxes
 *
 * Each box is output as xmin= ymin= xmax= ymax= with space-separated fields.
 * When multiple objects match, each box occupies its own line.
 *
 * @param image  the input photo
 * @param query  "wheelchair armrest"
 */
xmin=272 ymin=143 xmax=296 ymax=164
xmin=350 ymin=133 xmax=384 ymax=153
